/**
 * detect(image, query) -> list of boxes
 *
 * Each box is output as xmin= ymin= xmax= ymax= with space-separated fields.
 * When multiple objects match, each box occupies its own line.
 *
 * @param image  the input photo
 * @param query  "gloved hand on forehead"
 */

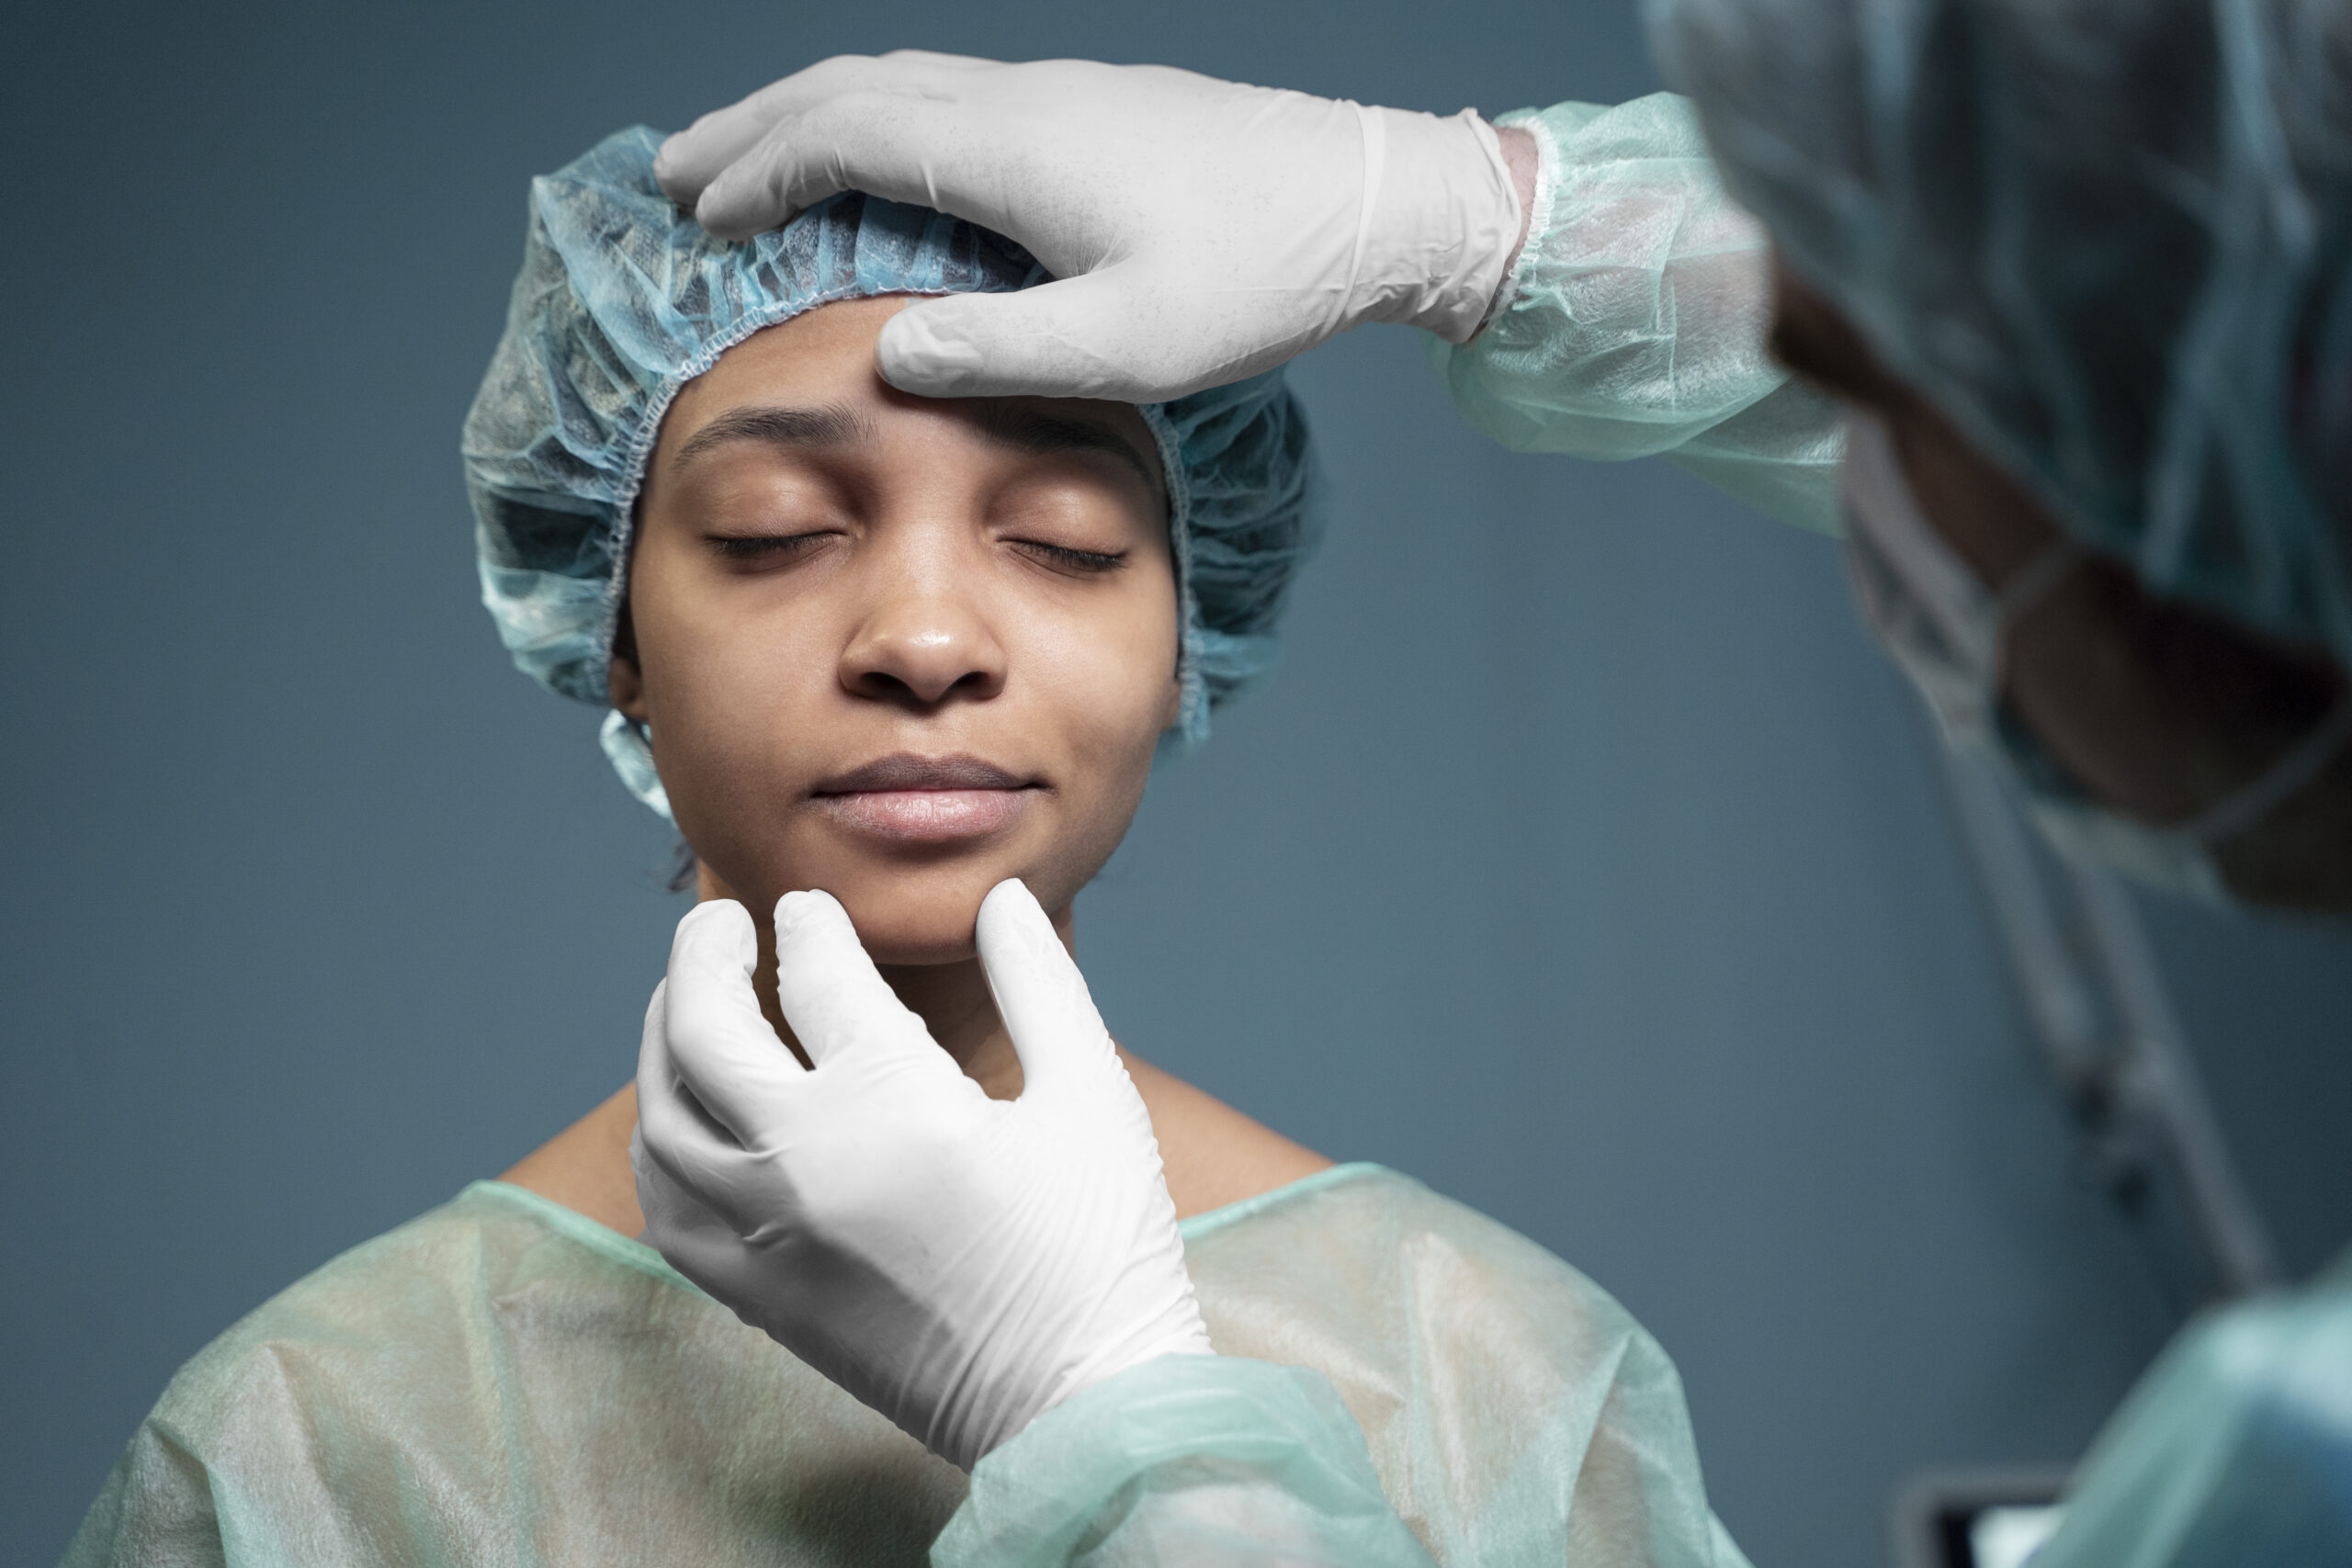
xmin=654 ymin=51 xmax=1524 ymax=401
xmin=630 ymin=878 xmax=1216 ymax=1471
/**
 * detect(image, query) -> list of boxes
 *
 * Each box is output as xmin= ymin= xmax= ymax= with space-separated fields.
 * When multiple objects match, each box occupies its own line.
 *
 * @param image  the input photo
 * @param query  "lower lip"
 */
xmin=814 ymin=788 xmax=1032 ymax=844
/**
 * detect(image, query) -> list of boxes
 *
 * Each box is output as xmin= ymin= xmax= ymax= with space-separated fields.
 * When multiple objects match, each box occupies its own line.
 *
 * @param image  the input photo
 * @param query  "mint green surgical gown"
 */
xmin=64 ymin=1164 xmax=1749 ymax=1566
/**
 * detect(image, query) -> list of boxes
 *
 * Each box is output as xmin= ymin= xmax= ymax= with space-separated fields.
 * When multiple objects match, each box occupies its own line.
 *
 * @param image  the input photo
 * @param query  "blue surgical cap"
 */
xmin=464 ymin=127 xmax=1324 ymax=817
xmin=1646 ymin=0 xmax=2352 ymax=671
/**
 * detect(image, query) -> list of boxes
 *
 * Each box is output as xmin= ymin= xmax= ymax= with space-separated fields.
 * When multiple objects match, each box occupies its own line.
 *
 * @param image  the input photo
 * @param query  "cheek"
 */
xmin=1000 ymin=571 xmax=1180 ymax=903
xmin=628 ymin=563 xmax=840 ymax=823
xmin=1027 ymin=576 xmax=1182 ymax=770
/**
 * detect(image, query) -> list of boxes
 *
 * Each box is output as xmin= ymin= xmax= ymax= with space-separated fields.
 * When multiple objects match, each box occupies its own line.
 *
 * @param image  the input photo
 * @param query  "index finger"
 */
xmin=658 ymin=899 xmax=809 ymax=1145
xmin=653 ymin=51 xmax=999 ymax=207
xmin=771 ymin=888 xmax=944 ymax=1069
xmin=634 ymin=981 xmax=779 ymax=1239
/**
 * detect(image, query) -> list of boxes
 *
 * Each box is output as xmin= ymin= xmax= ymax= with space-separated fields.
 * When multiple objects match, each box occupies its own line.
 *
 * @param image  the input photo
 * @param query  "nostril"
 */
xmin=854 ymin=669 xmax=919 ymax=703
xmin=848 ymin=667 xmax=998 ymax=707
xmin=842 ymin=619 xmax=1008 ymax=706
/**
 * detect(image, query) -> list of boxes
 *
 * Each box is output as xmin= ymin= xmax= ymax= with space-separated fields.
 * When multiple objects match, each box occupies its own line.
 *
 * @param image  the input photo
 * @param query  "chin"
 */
xmin=823 ymin=870 xmax=1018 ymax=967
xmin=703 ymin=826 xmax=1095 ymax=964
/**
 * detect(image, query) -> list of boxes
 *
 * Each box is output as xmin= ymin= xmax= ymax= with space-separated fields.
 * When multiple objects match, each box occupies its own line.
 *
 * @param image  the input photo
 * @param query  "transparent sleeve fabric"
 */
xmin=938 ymin=1167 xmax=1753 ymax=1568
xmin=1427 ymin=94 xmax=1844 ymax=536
xmin=934 ymin=1355 xmax=1438 ymax=1567
xmin=939 ymin=1348 xmax=1752 ymax=1568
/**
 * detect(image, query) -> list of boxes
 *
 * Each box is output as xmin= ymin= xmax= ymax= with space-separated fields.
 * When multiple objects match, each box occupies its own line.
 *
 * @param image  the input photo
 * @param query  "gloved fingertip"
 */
xmin=774 ymin=887 xmax=849 ymax=937
xmin=977 ymin=876 xmax=1048 ymax=931
xmin=876 ymin=304 xmax=989 ymax=395
xmin=691 ymin=180 xmax=740 ymax=236
xmin=692 ymin=173 xmax=785 ymax=243
xmin=653 ymin=143 xmax=690 ymax=201
xmin=676 ymin=897 xmax=758 ymax=971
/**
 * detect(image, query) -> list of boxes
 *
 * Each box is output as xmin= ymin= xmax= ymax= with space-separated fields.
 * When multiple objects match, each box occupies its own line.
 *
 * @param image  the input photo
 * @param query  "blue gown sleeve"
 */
xmin=1426 ymin=94 xmax=1846 ymax=536
xmin=2028 ymin=1261 xmax=2352 ymax=1568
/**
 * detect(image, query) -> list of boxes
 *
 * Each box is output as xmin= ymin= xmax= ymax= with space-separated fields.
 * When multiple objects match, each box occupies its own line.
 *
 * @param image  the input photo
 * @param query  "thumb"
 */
xmin=771 ymin=889 xmax=938 ymax=1068
xmin=975 ymin=879 xmax=1116 ymax=1101
xmin=876 ymin=272 xmax=1237 ymax=401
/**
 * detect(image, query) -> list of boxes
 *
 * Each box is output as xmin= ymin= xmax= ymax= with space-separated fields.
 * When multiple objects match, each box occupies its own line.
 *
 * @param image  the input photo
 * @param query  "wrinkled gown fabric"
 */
xmin=64 ymin=1165 xmax=1746 ymax=1567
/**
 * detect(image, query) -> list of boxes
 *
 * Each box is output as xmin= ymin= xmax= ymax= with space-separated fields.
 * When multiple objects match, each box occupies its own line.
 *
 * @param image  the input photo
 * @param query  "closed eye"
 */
xmin=707 ymin=531 xmax=838 ymax=560
xmin=1012 ymin=540 xmax=1129 ymax=574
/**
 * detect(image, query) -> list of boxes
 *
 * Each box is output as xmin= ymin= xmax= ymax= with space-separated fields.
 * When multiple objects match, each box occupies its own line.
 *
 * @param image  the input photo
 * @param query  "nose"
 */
xmin=839 ymin=587 xmax=1008 ymax=708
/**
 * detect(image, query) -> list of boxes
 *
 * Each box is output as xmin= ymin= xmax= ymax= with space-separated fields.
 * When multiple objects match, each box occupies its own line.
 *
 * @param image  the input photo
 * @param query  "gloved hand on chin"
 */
xmin=630 ymin=877 xmax=1215 ymax=1471
xmin=651 ymin=51 xmax=1527 ymax=400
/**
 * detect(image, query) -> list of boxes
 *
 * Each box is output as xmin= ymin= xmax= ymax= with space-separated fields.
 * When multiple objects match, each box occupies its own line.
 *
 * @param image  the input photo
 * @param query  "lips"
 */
xmin=810 ymin=753 xmax=1039 ymax=845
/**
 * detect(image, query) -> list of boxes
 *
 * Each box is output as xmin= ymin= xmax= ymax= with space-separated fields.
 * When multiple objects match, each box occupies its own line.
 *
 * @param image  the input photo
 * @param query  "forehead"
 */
xmin=676 ymin=295 xmax=913 ymax=412
xmin=655 ymin=296 xmax=1162 ymax=490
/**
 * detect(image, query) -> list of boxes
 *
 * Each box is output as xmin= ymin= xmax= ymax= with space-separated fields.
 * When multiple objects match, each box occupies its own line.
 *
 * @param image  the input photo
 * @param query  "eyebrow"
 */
xmin=667 ymin=399 xmax=1163 ymax=499
xmin=670 ymin=402 xmax=878 ymax=470
xmin=970 ymin=402 xmax=1163 ymax=499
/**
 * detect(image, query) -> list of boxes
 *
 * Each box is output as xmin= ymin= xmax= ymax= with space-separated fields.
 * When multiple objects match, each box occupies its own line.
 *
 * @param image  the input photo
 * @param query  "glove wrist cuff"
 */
xmin=1353 ymin=107 xmax=1522 ymax=342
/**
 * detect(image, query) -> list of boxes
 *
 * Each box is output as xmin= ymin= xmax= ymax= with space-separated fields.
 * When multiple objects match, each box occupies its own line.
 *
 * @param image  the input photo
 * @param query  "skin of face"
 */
xmin=1768 ymin=262 xmax=2352 ymax=910
xmin=610 ymin=294 xmax=1181 ymax=1046
xmin=503 ymin=296 xmax=1334 ymax=1231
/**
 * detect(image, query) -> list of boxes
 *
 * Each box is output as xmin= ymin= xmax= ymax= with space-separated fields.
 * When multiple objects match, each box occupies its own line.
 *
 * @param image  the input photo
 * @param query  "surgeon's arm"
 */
xmin=935 ymin=1355 xmax=1441 ymax=1567
xmin=656 ymin=59 xmax=1843 ymax=536
xmin=2023 ymin=1278 xmax=2352 ymax=1568
xmin=1431 ymin=95 xmax=1845 ymax=535
xmin=936 ymin=1298 xmax=1758 ymax=1568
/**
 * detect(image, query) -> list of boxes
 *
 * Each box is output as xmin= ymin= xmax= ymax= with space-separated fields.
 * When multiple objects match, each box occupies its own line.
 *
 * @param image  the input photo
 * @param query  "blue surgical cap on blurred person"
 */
xmin=1645 ymin=0 xmax=2352 ymax=671
xmin=464 ymin=127 xmax=1324 ymax=818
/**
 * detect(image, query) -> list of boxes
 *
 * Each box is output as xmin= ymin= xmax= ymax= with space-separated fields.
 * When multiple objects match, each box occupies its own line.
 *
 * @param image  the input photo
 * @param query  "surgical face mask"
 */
xmin=1839 ymin=411 xmax=2352 ymax=907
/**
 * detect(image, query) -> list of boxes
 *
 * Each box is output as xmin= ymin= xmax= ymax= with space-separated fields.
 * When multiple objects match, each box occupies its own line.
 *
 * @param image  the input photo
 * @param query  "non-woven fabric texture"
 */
xmin=1646 ymin=0 xmax=2352 ymax=671
xmin=63 ymin=1165 xmax=1749 ymax=1568
xmin=1427 ymin=93 xmax=1846 ymax=536
xmin=464 ymin=127 xmax=1325 ymax=816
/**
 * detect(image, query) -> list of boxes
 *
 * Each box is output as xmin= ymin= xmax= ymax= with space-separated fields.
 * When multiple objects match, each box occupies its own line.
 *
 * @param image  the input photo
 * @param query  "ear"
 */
xmin=1160 ymin=660 xmax=1185 ymax=732
xmin=608 ymin=621 xmax=650 ymax=723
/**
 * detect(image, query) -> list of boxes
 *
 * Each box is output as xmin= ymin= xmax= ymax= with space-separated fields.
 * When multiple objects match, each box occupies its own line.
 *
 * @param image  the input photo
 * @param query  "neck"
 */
xmin=695 ymin=864 xmax=1060 ymax=1101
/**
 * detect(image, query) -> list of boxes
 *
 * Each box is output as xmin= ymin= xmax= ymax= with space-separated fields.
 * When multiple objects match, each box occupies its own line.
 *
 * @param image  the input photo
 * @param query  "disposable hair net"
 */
xmin=464 ymin=128 xmax=1324 ymax=818
xmin=1645 ymin=0 xmax=2352 ymax=671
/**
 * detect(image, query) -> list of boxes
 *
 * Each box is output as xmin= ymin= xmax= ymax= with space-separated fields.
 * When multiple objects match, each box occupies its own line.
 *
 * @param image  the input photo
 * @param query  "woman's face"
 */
xmin=612 ymin=296 xmax=1181 ymax=964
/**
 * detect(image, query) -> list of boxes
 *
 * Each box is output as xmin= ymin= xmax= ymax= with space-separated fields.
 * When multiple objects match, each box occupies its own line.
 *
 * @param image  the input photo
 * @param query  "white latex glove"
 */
xmin=652 ymin=51 xmax=1523 ymax=400
xmin=630 ymin=878 xmax=1215 ymax=1471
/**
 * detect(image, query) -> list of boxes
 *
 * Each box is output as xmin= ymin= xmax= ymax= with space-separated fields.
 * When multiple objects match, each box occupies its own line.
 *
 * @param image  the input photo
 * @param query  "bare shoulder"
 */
xmin=1119 ymin=1049 xmax=1333 ymax=1220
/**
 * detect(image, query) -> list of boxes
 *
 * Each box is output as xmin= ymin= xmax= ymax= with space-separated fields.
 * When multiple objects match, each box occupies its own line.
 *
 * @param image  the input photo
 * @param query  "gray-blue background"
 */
xmin=6 ymin=3 xmax=2347 ymax=1563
